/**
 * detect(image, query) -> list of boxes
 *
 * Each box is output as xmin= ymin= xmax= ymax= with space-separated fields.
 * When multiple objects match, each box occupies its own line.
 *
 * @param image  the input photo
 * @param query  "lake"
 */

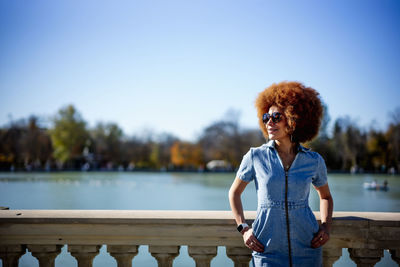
xmin=0 ymin=172 xmax=399 ymax=266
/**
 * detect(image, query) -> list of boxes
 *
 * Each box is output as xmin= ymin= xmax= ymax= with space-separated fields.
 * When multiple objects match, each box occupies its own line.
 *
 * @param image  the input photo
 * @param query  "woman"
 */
xmin=229 ymin=81 xmax=333 ymax=267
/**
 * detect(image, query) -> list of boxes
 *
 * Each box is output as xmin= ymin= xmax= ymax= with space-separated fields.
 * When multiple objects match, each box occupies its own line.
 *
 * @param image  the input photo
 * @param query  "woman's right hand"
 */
xmin=242 ymin=228 xmax=264 ymax=252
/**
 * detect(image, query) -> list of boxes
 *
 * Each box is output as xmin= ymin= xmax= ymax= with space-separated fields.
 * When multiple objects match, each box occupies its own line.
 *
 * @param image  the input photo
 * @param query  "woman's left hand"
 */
xmin=311 ymin=223 xmax=330 ymax=248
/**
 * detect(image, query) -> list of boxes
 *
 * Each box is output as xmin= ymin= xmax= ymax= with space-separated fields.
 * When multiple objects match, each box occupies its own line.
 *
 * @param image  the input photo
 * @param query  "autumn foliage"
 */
xmin=170 ymin=141 xmax=203 ymax=168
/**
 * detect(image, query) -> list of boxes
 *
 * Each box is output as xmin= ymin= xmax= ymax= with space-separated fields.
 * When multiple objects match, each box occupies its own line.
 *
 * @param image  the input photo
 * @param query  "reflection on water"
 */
xmin=0 ymin=172 xmax=399 ymax=267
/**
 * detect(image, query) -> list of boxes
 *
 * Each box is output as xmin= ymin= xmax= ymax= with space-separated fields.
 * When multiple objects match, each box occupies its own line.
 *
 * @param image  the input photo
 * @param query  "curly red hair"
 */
xmin=255 ymin=81 xmax=323 ymax=143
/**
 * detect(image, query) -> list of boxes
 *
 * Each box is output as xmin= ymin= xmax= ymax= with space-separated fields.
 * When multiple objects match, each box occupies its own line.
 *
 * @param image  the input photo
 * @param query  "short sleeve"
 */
xmin=312 ymin=154 xmax=328 ymax=187
xmin=236 ymin=149 xmax=255 ymax=182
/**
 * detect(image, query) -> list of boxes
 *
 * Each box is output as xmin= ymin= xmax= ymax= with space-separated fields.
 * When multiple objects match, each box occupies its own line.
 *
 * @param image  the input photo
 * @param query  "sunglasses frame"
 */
xmin=262 ymin=112 xmax=283 ymax=124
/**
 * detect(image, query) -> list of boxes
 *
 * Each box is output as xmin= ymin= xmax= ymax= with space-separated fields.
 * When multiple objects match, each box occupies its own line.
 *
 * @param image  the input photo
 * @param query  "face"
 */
xmin=265 ymin=105 xmax=289 ymax=141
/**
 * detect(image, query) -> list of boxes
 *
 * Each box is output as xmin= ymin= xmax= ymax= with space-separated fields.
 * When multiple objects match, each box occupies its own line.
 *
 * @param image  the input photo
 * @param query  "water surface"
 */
xmin=0 ymin=172 xmax=399 ymax=266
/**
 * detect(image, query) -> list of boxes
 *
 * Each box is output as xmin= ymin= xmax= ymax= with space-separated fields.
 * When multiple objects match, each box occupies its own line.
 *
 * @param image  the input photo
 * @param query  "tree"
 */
xmin=91 ymin=122 xmax=123 ymax=167
xmin=20 ymin=116 xmax=53 ymax=168
xmin=308 ymin=101 xmax=334 ymax=168
xmin=386 ymin=107 xmax=400 ymax=171
xmin=367 ymin=130 xmax=388 ymax=171
xmin=329 ymin=117 xmax=366 ymax=171
xmin=198 ymin=108 xmax=265 ymax=169
xmin=122 ymin=136 xmax=153 ymax=169
xmin=319 ymin=101 xmax=331 ymax=139
xmin=0 ymin=116 xmax=53 ymax=170
xmin=49 ymin=105 xmax=89 ymax=168
xmin=170 ymin=141 xmax=203 ymax=169
xmin=0 ymin=122 xmax=24 ymax=170
xmin=149 ymin=133 xmax=179 ymax=169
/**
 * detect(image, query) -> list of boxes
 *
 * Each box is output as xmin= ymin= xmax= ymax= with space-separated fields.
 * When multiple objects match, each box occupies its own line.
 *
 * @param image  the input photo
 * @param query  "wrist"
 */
xmin=240 ymin=226 xmax=250 ymax=235
xmin=320 ymin=222 xmax=331 ymax=234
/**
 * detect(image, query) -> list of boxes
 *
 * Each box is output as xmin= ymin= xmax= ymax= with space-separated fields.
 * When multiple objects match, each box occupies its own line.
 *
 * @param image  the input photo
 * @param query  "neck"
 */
xmin=275 ymin=138 xmax=296 ymax=155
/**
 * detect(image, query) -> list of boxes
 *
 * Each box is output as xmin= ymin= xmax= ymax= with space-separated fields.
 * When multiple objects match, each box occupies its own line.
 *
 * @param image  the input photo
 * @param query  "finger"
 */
xmin=249 ymin=236 xmax=262 ymax=245
xmin=311 ymin=236 xmax=320 ymax=244
xmin=248 ymin=235 xmax=261 ymax=245
xmin=245 ymin=238 xmax=254 ymax=246
xmin=311 ymin=235 xmax=323 ymax=247
xmin=314 ymin=240 xmax=325 ymax=248
xmin=249 ymin=236 xmax=259 ymax=244
xmin=311 ymin=241 xmax=322 ymax=248
xmin=254 ymin=246 xmax=264 ymax=252
xmin=311 ymin=235 xmax=322 ymax=245
xmin=311 ymin=229 xmax=328 ymax=244
xmin=246 ymin=234 xmax=256 ymax=243
xmin=250 ymin=243 xmax=264 ymax=252
xmin=320 ymin=236 xmax=329 ymax=246
xmin=245 ymin=236 xmax=254 ymax=246
xmin=252 ymin=241 xmax=264 ymax=251
xmin=247 ymin=238 xmax=264 ymax=252
xmin=318 ymin=232 xmax=329 ymax=244
xmin=311 ymin=231 xmax=322 ymax=243
xmin=312 ymin=235 xmax=329 ymax=248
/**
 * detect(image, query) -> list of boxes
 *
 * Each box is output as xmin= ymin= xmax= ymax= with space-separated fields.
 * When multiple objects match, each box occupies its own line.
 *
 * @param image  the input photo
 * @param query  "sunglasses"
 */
xmin=262 ymin=112 xmax=283 ymax=124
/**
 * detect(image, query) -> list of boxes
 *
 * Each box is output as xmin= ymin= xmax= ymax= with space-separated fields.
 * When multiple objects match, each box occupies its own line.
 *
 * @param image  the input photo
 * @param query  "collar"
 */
xmin=265 ymin=140 xmax=310 ymax=153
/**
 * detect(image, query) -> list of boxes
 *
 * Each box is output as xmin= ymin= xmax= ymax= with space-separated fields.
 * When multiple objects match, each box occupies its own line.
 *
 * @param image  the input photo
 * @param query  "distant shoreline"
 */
xmin=0 ymin=169 xmax=398 ymax=175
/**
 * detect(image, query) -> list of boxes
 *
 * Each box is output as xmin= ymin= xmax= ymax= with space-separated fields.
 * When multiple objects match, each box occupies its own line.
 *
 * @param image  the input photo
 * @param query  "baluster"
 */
xmin=0 ymin=245 xmax=26 ymax=267
xmin=107 ymin=245 xmax=139 ymax=267
xmin=323 ymin=247 xmax=342 ymax=267
xmin=68 ymin=245 xmax=101 ymax=267
xmin=149 ymin=245 xmax=180 ymax=267
xmin=348 ymin=248 xmax=383 ymax=267
xmin=226 ymin=246 xmax=252 ymax=267
xmin=27 ymin=245 xmax=62 ymax=267
xmin=389 ymin=249 xmax=400 ymax=265
xmin=188 ymin=246 xmax=217 ymax=267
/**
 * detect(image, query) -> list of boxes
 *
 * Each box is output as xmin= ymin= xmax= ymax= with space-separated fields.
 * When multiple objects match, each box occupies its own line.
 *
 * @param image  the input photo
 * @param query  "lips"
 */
xmin=268 ymin=128 xmax=278 ymax=134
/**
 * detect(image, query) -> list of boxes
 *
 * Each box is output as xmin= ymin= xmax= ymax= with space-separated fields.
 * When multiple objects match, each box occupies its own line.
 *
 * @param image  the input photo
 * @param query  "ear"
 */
xmin=286 ymin=119 xmax=296 ymax=135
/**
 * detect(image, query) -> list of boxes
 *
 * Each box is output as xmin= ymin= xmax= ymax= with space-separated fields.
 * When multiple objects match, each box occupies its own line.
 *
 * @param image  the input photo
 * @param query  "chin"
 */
xmin=268 ymin=134 xmax=288 ymax=142
xmin=268 ymin=135 xmax=278 ymax=140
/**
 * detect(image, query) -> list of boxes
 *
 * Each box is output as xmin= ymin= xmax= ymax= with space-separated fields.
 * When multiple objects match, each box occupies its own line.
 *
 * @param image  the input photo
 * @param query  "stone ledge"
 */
xmin=1 ymin=210 xmax=399 ymax=224
xmin=0 ymin=210 xmax=399 ymax=249
xmin=0 ymin=210 xmax=255 ymax=224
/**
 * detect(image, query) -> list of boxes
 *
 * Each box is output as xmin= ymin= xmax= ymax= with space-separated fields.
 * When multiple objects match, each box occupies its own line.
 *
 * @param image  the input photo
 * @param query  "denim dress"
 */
xmin=237 ymin=140 xmax=328 ymax=267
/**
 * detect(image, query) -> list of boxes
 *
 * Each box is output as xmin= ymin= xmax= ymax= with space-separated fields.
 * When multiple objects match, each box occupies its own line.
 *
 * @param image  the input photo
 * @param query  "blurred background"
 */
xmin=0 ymin=1 xmax=400 ymax=266
xmin=1 ymin=0 xmax=400 ymax=173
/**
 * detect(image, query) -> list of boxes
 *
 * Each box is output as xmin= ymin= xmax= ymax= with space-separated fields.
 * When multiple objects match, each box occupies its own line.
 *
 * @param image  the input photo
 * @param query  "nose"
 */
xmin=266 ymin=117 xmax=275 ymax=125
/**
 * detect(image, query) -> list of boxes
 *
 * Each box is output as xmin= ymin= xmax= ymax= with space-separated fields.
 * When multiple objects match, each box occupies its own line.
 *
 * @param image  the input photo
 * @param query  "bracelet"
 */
xmin=237 ymin=223 xmax=249 ymax=233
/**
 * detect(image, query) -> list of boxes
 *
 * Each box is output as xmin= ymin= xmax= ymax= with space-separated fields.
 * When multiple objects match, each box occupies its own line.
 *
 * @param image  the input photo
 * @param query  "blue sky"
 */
xmin=1 ymin=0 xmax=400 ymax=140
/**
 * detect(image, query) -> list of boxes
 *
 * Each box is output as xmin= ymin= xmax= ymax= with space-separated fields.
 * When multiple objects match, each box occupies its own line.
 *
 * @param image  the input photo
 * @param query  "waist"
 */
xmin=258 ymin=199 xmax=308 ymax=209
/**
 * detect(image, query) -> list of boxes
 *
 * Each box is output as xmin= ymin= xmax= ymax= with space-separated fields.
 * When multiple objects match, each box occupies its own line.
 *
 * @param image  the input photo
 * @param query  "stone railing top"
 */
xmin=0 ymin=210 xmax=399 ymax=229
xmin=332 ymin=211 xmax=400 ymax=226
xmin=0 ymin=210 xmax=399 ymax=224
xmin=0 ymin=210 xmax=247 ymax=224
xmin=0 ymin=210 xmax=399 ymax=248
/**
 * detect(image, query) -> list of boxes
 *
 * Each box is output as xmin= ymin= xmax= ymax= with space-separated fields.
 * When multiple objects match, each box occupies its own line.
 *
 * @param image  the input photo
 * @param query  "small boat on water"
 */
xmin=363 ymin=181 xmax=389 ymax=191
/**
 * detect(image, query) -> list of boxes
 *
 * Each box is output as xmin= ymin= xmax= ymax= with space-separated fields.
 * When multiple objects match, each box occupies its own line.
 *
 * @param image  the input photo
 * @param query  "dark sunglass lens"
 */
xmin=272 ymin=112 xmax=281 ymax=123
xmin=263 ymin=112 xmax=283 ymax=123
xmin=262 ymin=113 xmax=269 ymax=123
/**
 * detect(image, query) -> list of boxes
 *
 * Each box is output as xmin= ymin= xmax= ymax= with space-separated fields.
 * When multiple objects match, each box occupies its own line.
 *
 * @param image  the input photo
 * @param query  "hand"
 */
xmin=311 ymin=223 xmax=330 ymax=248
xmin=242 ymin=228 xmax=264 ymax=252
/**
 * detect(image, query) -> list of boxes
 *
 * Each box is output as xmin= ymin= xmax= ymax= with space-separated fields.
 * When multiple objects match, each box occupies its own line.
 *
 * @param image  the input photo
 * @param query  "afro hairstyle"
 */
xmin=255 ymin=81 xmax=323 ymax=143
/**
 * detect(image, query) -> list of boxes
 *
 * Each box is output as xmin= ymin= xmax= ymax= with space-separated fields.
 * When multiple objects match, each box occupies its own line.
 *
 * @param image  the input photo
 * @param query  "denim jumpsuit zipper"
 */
xmin=278 ymin=151 xmax=300 ymax=267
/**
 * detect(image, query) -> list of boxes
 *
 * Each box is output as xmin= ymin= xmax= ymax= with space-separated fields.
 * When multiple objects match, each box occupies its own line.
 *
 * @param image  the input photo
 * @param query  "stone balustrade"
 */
xmin=0 ymin=210 xmax=399 ymax=267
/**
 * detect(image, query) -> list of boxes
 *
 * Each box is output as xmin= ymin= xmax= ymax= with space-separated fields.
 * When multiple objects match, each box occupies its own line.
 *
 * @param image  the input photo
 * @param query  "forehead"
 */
xmin=268 ymin=105 xmax=282 ymax=113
